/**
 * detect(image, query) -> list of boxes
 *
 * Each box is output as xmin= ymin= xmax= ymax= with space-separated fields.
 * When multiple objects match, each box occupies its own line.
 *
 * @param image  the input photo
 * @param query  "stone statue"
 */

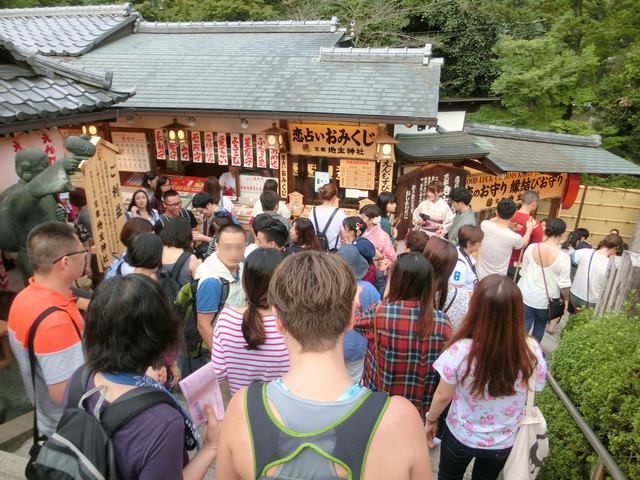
xmin=0 ymin=135 xmax=96 ymax=281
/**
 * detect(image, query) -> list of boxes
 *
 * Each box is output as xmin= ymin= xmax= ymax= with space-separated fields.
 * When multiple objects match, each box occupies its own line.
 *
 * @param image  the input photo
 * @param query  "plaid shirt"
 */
xmin=354 ymin=300 xmax=451 ymax=416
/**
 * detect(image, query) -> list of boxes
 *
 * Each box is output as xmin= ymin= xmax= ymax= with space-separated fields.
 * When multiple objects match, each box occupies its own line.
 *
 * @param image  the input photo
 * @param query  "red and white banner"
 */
xmin=168 ymin=142 xmax=178 ymax=162
xmin=191 ymin=131 xmax=202 ymax=163
xmin=217 ymin=133 xmax=228 ymax=165
xmin=230 ymin=133 xmax=241 ymax=166
xmin=204 ymin=132 xmax=215 ymax=164
xmin=269 ymin=147 xmax=279 ymax=169
xmin=256 ymin=134 xmax=266 ymax=168
xmin=154 ymin=129 xmax=166 ymax=160
xmin=179 ymin=142 xmax=190 ymax=162
xmin=242 ymin=134 xmax=254 ymax=168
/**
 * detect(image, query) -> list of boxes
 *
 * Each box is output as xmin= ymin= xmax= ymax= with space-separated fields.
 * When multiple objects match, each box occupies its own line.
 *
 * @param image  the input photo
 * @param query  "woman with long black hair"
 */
xmin=354 ymin=252 xmax=451 ymax=416
xmin=210 ymin=248 xmax=289 ymax=394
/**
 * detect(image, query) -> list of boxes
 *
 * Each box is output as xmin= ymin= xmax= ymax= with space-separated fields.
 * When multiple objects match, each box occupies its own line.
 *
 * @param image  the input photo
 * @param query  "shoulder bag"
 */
xmin=503 ymin=368 xmax=549 ymax=479
xmin=538 ymin=245 xmax=565 ymax=321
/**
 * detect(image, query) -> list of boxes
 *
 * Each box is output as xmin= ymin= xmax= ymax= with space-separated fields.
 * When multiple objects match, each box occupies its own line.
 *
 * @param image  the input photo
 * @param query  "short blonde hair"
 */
xmin=268 ymin=251 xmax=356 ymax=352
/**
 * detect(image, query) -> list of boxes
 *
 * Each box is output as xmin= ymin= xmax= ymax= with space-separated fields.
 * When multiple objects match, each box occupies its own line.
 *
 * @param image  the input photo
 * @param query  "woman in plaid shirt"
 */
xmin=354 ymin=252 xmax=452 ymax=416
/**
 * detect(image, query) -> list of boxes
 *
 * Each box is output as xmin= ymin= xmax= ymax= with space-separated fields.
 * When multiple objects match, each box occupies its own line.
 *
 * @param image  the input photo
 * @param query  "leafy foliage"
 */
xmin=581 ymin=174 xmax=640 ymax=190
xmin=537 ymin=309 xmax=640 ymax=479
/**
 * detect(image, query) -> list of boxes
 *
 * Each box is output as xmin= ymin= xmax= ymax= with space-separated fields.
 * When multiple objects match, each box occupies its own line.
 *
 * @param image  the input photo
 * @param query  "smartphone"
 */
xmin=419 ymin=213 xmax=431 ymax=221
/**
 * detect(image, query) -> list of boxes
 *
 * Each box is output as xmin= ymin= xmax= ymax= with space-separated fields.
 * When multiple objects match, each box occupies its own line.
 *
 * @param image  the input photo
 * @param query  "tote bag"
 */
xmin=503 ymin=371 xmax=549 ymax=479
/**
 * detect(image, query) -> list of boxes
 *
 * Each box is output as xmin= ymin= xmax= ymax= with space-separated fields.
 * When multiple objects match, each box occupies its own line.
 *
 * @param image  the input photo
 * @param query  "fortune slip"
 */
xmin=178 ymin=362 xmax=225 ymax=425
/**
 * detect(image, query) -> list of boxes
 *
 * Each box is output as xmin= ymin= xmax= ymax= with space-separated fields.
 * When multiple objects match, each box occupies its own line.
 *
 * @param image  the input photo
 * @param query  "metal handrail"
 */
xmin=545 ymin=372 xmax=628 ymax=480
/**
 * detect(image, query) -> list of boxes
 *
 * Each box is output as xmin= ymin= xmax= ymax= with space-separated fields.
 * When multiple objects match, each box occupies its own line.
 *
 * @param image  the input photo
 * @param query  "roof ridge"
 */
xmin=319 ymin=44 xmax=441 ymax=65
xmin=0 ymin=37 xmax=134 ymax=94
xmin=466 ymin=123 xmax=601 ymax=147
xmin=0 ymin=3 xmax=134 ymax=17
xmin=134 ymin=16 xmax=343 ymax=34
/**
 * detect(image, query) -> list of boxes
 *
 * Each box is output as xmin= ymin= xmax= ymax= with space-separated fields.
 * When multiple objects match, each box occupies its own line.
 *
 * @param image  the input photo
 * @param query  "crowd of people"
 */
xmin=5 ymin=175 xmax=628 ymax=479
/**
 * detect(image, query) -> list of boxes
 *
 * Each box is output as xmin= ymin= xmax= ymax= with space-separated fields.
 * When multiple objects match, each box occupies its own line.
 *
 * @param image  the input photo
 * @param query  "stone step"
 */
xmin=0 ymin=449 xmax=28 ymax=479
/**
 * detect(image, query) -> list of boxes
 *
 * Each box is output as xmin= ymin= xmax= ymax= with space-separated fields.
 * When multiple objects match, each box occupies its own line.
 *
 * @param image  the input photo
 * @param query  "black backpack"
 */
xmin=175 ymin=276 xmax=230 ymax=359
xmin=312 ymin=207 xmax=340 ymax=252
xmin=32 ymin=366 xmax=177 ymax=480
xmin=157 ymin=251 xmax=192 ymax=301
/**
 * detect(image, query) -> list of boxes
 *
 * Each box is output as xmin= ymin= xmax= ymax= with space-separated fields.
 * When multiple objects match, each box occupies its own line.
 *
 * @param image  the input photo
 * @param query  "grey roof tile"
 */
xmin=459 ymin=124 xmax=640 ymax=175
xmin=0 ymin=67 xmax=132 ymax=124
xmin=73 ymin=32 xmax=441 ymax=121
xmin=396 ymin=132 xmax=490 ymax=163
xmin=0 ymin=3 xmax=136 ymax=56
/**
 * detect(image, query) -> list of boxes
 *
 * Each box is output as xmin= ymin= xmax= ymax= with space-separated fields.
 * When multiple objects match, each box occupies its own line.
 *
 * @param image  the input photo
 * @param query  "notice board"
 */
xmin=82 ymin=137 xmax=126 ymax=271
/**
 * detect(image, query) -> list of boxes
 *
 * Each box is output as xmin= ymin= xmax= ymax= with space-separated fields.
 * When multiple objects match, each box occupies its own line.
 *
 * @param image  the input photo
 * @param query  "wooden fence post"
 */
xmin=594 ymin=251 xmax=640 ymax=318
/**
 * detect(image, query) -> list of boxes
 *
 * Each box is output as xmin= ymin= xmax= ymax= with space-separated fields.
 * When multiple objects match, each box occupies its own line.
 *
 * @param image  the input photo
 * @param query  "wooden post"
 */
xmin=574 ymin=185 xmax=588 ymax=230
xmin=594 ymin=251 xmax=640 ymax=318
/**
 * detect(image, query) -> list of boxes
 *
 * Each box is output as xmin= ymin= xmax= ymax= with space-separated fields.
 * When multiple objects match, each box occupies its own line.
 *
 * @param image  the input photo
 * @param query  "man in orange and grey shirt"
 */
xmin=8 ymin=222 xmax=87 ymax=438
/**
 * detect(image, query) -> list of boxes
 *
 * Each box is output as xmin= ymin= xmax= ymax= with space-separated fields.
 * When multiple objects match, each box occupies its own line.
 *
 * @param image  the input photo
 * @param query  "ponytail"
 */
xmin=241 ymin=301 xmax=267 ymax=350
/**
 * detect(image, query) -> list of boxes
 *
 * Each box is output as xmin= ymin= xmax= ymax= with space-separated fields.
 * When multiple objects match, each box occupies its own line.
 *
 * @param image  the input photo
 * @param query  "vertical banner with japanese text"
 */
xmin=279 ymin=153 xmax=288 ymax=198
xmin=217 ymin=133 xmax=228 ymax=165
xmin=154 ymin=129 xmax=166 ymax=160
xmin=167 ymin=142 xmax=178 ymax=162
xmin=256 ymin=134 xmax=266 ymax=168
xmin=378 ymin=158 xmax=394 ymax=194
xmin=242 ymin=134 xmax=254 ymax=168
xmin=230 ymin=133 xmax=241 ymax=166
xmin=81 ymin=138 xmax=126 ymax=272
xmin=204 ymin=132 xmax=215 ymax=163
xmin=179 ymin=142 xmax=190 ymax=162
xmin=269 ymin=148 xmax=279 ymax=170
xmin=191 ymin=131 xmax=202 ymax=163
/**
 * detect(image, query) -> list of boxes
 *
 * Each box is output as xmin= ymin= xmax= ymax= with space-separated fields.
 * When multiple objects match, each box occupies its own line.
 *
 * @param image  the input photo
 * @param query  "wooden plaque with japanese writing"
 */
xmin=395 ymin=164 xmax=468 ymax=240
xmin=340 ymin=159 xmax=376 ymax=190
xmin=81 ymin=138 xmax=126 ymax=272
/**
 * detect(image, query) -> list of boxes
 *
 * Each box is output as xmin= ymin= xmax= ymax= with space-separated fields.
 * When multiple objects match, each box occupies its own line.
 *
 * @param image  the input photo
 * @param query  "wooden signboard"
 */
xmin=340 ymin=158 xmax=376 ymax=190
xmin=82 ymin=137 xmax=126 ymax=272
xmin=396 ymin=164 xmax=468 ymax=240
xmin=288 ymin=122 xmax=378 ymax=159
xmin=111 ymin=131 xmax=150 ymax=173
xmin=466 ymin=172 xmax=566 ymax=211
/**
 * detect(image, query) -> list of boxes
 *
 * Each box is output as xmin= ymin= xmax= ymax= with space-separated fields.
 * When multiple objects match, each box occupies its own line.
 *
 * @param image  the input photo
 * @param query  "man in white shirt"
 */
xmin=477 ymin=199 xmax=535 ymax=279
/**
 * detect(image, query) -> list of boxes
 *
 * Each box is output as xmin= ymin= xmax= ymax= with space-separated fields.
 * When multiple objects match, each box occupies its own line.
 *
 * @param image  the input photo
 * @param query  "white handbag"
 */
xmin=503 ymin=373 xmax=549 ymax=479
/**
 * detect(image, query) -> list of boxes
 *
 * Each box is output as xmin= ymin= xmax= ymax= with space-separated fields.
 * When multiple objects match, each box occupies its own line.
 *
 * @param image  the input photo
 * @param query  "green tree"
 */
xmin=408 ymin=0 xmax=500 ymax=97
xmin=134 ymin=0 xmax=278 ymax=22
xmin=491 ymin=34 xmax=598 ymax=124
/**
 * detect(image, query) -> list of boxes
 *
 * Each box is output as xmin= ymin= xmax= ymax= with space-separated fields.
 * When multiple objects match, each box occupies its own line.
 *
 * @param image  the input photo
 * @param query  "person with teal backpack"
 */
xmin=216 ymin=251 xmax=431 ymax=479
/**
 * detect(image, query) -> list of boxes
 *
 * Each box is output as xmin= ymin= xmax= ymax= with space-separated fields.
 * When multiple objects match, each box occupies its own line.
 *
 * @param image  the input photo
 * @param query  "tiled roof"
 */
xmin=0 ymin=3 xmax=136 ymax=56
xmin=0 ymin=4 xmax=442 ymax=122
xmin=396 ymin=132 xmax=489 ymax=163
xmin=466 ymin=124 xmax=640 ymax=175
xmin=0 ymin=40 xmax=134 ymax=125
xmin=72 ymin=33 xmax=442 ymax=122
xmin=134 ymin=17 xmax=342 ymax=34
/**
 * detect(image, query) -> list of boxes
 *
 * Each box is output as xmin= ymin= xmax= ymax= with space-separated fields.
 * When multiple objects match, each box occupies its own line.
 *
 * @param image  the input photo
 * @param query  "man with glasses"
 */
xmin=8 ymin=222 xmax=87 ymax=445
xmin=154 ymin=189 xmax=197 ymax=235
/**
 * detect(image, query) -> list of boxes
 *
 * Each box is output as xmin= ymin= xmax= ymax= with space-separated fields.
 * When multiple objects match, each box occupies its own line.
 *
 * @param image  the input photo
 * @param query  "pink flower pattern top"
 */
xmin=433 ymin=338 xmax=547 ymax=449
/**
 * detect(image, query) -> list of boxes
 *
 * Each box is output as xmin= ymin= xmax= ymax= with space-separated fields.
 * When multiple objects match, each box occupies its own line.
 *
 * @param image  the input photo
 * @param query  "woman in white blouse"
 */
xmin=517 ymin=218 xmax=571 ymax=341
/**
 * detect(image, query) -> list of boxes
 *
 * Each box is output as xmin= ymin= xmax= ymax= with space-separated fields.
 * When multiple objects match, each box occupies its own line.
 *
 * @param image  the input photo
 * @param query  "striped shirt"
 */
xmin=211 ymin=307 xmax=289 ymax=394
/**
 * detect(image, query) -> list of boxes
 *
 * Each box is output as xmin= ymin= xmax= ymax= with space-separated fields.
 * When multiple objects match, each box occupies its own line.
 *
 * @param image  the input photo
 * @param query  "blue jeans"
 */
xmin=524 ymin=304 xmax=548 ymax=342
xmin=438 ymin=423 xmax=511 ymax=480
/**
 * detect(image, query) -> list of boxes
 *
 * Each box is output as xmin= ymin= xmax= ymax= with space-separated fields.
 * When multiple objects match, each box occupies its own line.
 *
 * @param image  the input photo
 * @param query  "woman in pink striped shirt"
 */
xmin=211 ymin=248 xmax=289 ymax=394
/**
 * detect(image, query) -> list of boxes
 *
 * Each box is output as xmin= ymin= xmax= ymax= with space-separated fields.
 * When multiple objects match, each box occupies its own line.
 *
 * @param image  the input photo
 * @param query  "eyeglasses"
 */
xmin=164 ymin=201 xmax=182 ymax=207
xmin=52 ymin=249 xmax=89 ymax=264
